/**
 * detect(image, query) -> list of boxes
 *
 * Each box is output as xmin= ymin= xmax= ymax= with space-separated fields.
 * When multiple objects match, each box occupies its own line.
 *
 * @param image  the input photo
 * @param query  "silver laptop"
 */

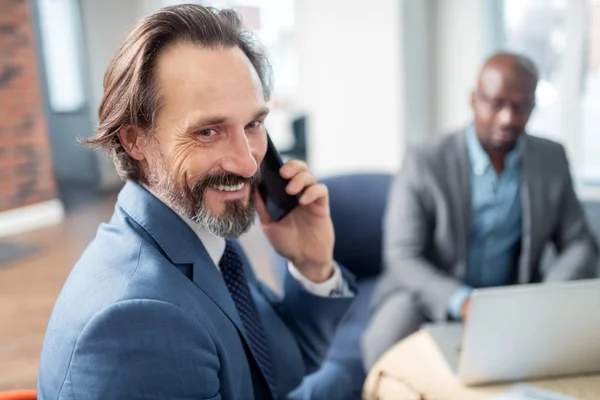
xmin=426 ymin=279 xmax=600 ymax=386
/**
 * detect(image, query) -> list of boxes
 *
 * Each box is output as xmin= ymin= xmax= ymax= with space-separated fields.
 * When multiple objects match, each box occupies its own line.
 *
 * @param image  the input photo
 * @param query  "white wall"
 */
xmin=401 ymin=1 xmax=433 ymax=144
xmin=391 ymin=0 xmax=485 ymax=146
xmin=293 ymin=0 xmax=486 ymax=177
xmin=295 ymin=0 xmax=403 ymax=177
xmin=430 ymin=0 xmax=485 ymax=135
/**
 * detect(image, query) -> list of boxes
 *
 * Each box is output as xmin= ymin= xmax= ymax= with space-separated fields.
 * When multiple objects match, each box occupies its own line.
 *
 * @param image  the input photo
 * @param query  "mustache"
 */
xmin=495 ymin=125 xmax=520 ymax=132
xmin=191 ymin=170 xmax=262 ymax=193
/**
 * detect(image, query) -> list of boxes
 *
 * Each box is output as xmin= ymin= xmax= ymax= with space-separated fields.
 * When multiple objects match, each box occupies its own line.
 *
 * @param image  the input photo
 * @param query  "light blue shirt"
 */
xmin=448 ymin=126 xmax=523 ymax=319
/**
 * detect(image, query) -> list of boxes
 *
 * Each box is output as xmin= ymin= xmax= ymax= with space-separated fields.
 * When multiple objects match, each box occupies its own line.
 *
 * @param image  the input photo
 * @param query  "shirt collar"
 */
xmin=466 ymin=124 xmax=523 ymax=176
xmin=140 ymin=183 xmax=226 ymax=266
xmin=181 ymin=216 xmax=226 ymax=267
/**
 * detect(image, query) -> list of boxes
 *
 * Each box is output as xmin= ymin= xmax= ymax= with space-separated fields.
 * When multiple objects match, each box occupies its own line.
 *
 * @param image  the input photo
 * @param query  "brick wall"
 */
xmin=0 ymin=0 xmax=57 ymax=213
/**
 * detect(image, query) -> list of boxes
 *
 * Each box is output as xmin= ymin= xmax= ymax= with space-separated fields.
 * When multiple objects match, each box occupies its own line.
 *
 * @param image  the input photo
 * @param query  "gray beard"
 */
xmin=189 ymin=193 xmax=256 ymax=238
xmin=147 ymin=162 xmax=257 ymax=238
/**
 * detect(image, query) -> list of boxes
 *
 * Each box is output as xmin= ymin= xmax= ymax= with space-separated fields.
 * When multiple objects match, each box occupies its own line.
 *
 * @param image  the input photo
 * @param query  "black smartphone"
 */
xmin=257 ymin=133 xmax=300 ymax=222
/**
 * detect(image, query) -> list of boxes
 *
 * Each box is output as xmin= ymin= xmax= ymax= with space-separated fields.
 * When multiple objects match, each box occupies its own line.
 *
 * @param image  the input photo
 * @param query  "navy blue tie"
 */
xmin=219 ymin=241 xmax=276 ymax=397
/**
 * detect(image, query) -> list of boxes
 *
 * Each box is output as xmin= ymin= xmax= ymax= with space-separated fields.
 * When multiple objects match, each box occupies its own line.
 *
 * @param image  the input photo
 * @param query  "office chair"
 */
xmin=274 ymin=172 xmax=393 ymax=397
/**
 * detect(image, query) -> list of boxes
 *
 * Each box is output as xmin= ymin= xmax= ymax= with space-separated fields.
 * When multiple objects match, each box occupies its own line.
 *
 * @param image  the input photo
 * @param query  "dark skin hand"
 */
xmin=461 ymin=297 xmax=471 ymax=322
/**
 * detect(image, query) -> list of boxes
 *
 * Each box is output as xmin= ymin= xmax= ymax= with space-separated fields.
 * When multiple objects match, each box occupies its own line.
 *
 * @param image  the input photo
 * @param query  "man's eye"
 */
xmin=247 ymin=120 xmax=262 ymax=129
xmin=490 ymin=101 xmax=504 ymax=111
xmin=199 ymin=129 xmax=215 ymax=136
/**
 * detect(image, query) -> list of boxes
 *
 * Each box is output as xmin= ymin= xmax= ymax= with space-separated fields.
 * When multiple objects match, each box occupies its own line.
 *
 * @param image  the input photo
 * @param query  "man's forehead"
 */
xmin=154 ymin=42 xmax=266 ymax=120
xmin=157 ymin=43 xmax=261 ymax=93
xmin=479 ymin=66 xmax=536 ymax=98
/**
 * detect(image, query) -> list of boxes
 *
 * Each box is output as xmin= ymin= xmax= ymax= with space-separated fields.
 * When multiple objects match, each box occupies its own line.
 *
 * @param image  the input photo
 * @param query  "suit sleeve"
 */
xmin=285 ymin=360 xmax=354 ymax=400
xmin=545 ymin=146 xmax=599 ymax=281
xmin=67 ymin=299 xmax=221 ymax=400
xmin=383 ymin=152 xmax=464 ymax=322
xmin=259 ymin=267 xmax=354 ymax=374
xmin=253 ymin=271 xmax=355 ymax=400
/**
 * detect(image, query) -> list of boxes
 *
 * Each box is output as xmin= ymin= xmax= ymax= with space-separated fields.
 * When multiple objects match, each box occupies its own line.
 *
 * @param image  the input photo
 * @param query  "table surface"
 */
xmin=363 ymin=330 xmax=600 ymax=400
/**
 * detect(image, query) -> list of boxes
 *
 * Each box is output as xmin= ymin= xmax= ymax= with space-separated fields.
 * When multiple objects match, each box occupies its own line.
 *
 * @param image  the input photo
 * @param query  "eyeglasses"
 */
xmin=476 ymin=91 xmax=535 ymax=116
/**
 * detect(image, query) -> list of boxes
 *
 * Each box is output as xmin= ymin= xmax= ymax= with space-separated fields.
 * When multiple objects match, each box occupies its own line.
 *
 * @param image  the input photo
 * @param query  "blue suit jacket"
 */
xmin=38 ymin=182 xmax=355 ymax=399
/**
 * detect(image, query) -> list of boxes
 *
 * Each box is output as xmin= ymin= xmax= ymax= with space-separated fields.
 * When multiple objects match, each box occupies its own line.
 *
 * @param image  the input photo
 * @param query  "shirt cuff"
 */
xmin=287 ymin=261 xmax=354 ymax=298
xmin=448 ymin=285 xmax=473 ymax=320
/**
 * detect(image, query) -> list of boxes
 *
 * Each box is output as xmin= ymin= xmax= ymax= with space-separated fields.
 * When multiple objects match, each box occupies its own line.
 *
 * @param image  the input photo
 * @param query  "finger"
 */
xmin=280 ymin=159 xmax=309 ymax=179
xmin=254 ymin=191 xmax=273 ymax=225
xmin=298 ymin=183 xmax=329 ymax=206
xmin=286 ymin=171 xmax=317 ymax=195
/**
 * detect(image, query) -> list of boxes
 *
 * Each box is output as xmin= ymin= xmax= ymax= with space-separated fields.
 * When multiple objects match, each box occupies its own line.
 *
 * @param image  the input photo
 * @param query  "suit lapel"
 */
xmin=118 ymin=182 xmax=274 ymax=398
xmin=519 ymin=136 xmax=539 ymax=283
xmin=116 ymin=182 xmax=246 ymax=340
xmin=191 ymin=252 xmax=246 ymax=333
xmin=193 ymin=254 xmax=274 ymax=398
xmin=454 ymin=131 xmax=471 ymax=278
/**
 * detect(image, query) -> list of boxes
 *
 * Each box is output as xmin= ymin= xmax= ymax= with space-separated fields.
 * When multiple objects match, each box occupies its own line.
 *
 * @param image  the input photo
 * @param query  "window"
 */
xmin=38 ymin=0 xmax=86 ymax=112
xmin=499 ymin=0 xmax=600 ymax=193
xmin=503 ymin=0 xmax=566 ymax=142
xmin=581 ymin=0 xmax=600 ymax=183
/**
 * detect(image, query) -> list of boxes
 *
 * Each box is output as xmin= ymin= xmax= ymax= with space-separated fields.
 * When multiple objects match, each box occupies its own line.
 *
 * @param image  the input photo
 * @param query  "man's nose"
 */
xmin=220 ymin=130 xmax=258 ymax=178
xmin=497 ymin=105 xmax=517 ymax=125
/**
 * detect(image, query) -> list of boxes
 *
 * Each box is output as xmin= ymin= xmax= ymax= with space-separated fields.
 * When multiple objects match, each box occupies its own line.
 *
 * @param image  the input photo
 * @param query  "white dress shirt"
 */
xmin=143 ymin=184 xmax=352 ymax=297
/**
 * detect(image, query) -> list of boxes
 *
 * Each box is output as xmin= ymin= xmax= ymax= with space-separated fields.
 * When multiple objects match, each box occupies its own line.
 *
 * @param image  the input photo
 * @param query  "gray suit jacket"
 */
xmin=376 ymin=129 xmax=599 ymax=322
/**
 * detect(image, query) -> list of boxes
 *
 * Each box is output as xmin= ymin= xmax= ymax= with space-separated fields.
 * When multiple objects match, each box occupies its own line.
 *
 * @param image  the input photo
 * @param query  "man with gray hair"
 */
xmin=38 ymin=5 xmax=355 ymax=399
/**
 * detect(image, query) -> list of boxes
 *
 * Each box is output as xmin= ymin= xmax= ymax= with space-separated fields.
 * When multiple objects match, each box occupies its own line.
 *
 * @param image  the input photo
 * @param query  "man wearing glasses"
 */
xmin=363 ymin=52 xmax=599 ymax=369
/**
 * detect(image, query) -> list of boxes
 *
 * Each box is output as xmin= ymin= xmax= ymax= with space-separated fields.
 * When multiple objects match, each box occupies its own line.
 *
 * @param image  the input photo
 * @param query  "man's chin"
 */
xmin=490 ymin=140 xmax=517 ymax=152
xmin=191 ymin=198 xmax=256 ymax=238
xmin=205 ymin=198 xmax=248 ymax=216
xmin=490 ymin=131 xmax=521 ymax=149
xmin=484 ymin=135 xmax=517 ymax=152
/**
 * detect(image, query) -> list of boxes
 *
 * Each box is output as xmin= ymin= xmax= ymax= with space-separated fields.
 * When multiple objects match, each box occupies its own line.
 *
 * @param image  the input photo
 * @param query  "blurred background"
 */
xmin=2 ymin=0 xmax=600 ymax=391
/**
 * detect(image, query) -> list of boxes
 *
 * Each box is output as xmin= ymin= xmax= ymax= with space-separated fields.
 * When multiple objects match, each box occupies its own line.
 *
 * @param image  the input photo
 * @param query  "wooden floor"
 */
xmin=0 ymin=191 xmax=277 ymax=391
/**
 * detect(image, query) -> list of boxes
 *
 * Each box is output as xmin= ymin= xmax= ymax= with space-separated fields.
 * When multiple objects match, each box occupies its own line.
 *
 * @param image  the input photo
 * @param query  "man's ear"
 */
xmin=117 ymin=125 xmax=146 ymax=161
xmin=470 ymin=90 xmax=478 ymax=114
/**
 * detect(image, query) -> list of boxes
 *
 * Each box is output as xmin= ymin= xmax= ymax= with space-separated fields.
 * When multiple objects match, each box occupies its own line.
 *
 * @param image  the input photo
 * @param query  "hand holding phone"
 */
xmin=256 ymin=133 xmax=335 ymax=282
xmin=257 ymin=133 xmax=300 ymax=222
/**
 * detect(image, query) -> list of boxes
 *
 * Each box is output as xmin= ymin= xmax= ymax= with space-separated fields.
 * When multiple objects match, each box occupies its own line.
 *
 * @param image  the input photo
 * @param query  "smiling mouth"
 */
xmin=211 ymin=182 xmax=246 ymax=192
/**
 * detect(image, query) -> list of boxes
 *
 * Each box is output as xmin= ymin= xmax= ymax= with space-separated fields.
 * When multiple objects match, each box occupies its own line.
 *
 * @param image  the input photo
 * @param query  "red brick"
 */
xmin=0 ymin=186 xmax=15 ymax=200
xmin=0 ymin=0 xmax=56 ymax=211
